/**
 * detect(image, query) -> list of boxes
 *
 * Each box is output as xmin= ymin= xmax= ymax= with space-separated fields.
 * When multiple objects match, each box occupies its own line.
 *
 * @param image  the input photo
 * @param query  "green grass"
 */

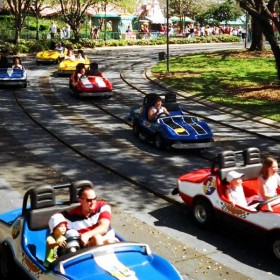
xmin=152 ymin=50 xmax=280 ymax=122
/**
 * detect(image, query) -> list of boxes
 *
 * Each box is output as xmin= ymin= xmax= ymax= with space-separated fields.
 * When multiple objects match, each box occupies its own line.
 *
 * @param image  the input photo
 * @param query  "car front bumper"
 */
xmin=171 ymin=140 xmax=214 ymax=149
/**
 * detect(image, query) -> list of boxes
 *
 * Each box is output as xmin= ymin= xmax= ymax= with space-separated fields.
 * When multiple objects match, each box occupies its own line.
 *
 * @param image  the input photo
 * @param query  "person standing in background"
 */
xmin=50 ymin=21 xmax=57 ymax=39
xmin=64 ymin=24 xmax=71 ymax=39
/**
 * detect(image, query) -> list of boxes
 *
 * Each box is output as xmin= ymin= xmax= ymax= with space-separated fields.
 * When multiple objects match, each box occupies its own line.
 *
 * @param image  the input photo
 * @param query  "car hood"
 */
xmin=78 ymin=76 xmax=111 ymax=89
xmin=0 ymin=68 xmax=26 ymax=79
xmin=159 ymin=115 xmax=213 ymax=138
xmin=52 ymin=243 xmax=182 ymax=280
xmin=36 ymin=50 xmax=61 ymax=59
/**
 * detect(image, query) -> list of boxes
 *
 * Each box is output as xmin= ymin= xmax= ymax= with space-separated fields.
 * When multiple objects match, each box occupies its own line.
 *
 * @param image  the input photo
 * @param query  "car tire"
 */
xmin=154 ymin=133 xmax=166 ymax=150
xmin=0 ymin=242 xmax=19 ymax=279
xmin=132 ymin=120 xmax=140 ymax=137
xmin=271 ymin=235 xmax=280 ymax=260
xmin=192 ymin=199 xmax=214 ymax=228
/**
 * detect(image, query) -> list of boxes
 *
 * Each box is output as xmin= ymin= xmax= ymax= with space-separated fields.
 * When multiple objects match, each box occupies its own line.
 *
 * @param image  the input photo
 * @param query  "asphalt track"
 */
xmin=0 ymin=43 xmax=279 ymax=279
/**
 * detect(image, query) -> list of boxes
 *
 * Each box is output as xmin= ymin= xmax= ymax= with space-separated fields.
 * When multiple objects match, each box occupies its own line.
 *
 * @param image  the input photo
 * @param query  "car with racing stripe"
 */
xmin=129 ymin=93 xmax=214 ymax=150
xmin=173 ymin=147 xmax=280 ymax=260
xmin=69 ymin=62 xmax=113 ymax=98
xmin=0 ymin=180 xmax=183 ymax=279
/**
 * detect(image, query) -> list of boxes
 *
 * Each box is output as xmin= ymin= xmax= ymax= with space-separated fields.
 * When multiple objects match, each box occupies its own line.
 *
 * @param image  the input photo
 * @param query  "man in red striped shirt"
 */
xmin=64 ymin=184 xmax=116 ymax=247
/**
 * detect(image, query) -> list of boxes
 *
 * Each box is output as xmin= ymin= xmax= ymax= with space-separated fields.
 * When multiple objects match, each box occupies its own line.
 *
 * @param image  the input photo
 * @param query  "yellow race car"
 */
xmin=58 ymin=49 xmax=90 ymax=75
xmin=36 ymin=49 xmax=66 ymax=65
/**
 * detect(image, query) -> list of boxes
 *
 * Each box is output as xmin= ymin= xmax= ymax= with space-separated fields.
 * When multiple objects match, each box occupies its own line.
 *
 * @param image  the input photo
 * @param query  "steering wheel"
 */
xmin=157 ymin=112 xmax=168 ymax=119
xmin=256 ymin=195 xmax=280 ymax=211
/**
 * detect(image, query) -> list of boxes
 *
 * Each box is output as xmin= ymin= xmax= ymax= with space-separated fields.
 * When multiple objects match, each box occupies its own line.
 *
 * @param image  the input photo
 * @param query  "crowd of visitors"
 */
xmin=47 ymin=19 xmax=247 ymax=41
xmin=136 ymin=22 xmax=247 ymax=40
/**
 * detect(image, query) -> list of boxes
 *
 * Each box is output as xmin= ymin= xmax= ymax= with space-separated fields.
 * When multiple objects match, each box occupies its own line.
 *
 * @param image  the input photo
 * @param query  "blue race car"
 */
xmin=0 ymin=180 xmax=183 ymax=280
xmin=0 ymin=56 xmax=27 ymax=88
xmin=129 ymin=93 xmax=214 ymax=149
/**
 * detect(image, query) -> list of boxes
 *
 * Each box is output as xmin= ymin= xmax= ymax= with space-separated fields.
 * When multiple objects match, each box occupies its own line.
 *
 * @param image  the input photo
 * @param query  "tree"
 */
xmin=4 ymin=0 xmax=33 ymax=44
xmin=238 ymin=0 xmax=280 ymax=79
xmin=169 ymin=0 xmax=215 ymax=30
xmin=210 ymin=0 xmax=242 ymax=24
xmin=29 ymin=0 xmax=53 ymax=40
xmin=58 ymin=0 xmax=99 ymax=42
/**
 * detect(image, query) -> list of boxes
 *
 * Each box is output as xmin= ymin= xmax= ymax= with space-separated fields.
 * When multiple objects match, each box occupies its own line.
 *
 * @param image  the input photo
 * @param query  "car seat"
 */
xmin=88 ymin=62 xmax=100 ymax=75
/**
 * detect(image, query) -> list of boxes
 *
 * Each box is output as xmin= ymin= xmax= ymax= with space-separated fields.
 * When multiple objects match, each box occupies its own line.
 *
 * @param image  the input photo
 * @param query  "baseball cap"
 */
xmin=226 ymin=170 xmax=244 ymax=183
xmin=48 ymin=213 xmax=67 ymax=233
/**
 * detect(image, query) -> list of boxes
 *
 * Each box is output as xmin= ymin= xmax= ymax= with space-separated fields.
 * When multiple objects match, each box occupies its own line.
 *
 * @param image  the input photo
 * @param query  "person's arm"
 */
xmin=277 ymin=174 xmax=280 ymax=189
xmin=258 ymin=176 xmax=272 ymax=200
xmin=225 ymin=188 xmax=235 ymax=206
xmin=80 ymin=218 xmax=111 ymax=246
xmin=163 ymin=106 xmax=169 ymax=115
xmin=148 ymin=107 xmax=158 ymax=121
xmin=46 ymin=235 xmax=66 ymax=249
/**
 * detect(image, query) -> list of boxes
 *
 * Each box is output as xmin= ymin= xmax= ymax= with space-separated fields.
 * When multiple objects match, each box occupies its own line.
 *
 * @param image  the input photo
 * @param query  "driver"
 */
xmin=12 ymin=57 xmax=23 ymax=70
xmin=148 ymin=96 xmax=169 ymax=121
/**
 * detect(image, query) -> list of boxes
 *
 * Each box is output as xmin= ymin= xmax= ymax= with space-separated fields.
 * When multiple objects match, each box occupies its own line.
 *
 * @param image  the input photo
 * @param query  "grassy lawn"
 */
xmin=152 ymin=49 xmax=280 ymax=122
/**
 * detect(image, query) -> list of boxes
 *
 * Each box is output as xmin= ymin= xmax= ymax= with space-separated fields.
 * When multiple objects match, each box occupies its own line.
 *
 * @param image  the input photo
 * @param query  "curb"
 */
xmin=145 ymin=67 xmax=280 ymax=128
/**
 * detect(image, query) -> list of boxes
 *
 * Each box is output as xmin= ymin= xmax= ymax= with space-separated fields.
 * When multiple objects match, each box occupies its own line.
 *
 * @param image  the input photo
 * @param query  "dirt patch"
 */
xmin=224 ymin=84 xmax=280 ymax=102
xmin=228 ymin=50 xmax=274 ymax=58
xmin=207 ymin=50 xmax=274 ymax=59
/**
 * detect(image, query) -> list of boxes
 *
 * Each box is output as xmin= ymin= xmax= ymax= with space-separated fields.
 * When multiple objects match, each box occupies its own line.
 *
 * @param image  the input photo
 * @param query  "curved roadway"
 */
xmin=0 ymin=43 xmax=279 ymax=280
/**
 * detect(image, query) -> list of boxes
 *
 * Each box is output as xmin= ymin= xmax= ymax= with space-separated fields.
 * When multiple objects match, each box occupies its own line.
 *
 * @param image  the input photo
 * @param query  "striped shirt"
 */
xmin=64 ymin=201 xmax=112 ymax=234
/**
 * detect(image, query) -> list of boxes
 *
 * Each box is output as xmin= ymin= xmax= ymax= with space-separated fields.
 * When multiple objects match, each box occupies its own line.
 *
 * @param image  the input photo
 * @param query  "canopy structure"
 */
xmin=138 ymin=0 xmax=165 ymax=24
xmin=220 ymin=15 xmax=248 ymax=28
xmin=146 ymin=0 xmax=165 ymax=24
xmin=93 ymin=13 xmax=120 ymax=18
xmin=170 ymin=16 xmax=195 ymax=23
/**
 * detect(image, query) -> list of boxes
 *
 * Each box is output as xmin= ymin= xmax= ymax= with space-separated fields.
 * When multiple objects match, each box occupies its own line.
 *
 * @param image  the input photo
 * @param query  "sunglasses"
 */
xmin=80 ymin=197 xmax=97 ymax=202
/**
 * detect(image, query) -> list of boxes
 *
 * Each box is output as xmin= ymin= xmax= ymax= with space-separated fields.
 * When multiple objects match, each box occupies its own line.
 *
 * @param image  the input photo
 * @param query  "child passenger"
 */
xmin=225 ymin=170 xmax=259 ymax=210
xmin=44 ymin=213 xmax=68 ymax=267
xmin=65 ymin=48 xmax=75 ymax=61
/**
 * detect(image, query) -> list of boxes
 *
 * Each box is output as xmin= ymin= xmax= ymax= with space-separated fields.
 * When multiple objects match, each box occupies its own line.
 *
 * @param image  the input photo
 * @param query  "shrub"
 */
xmin=0 ymin=33 xmax=240 ymax=54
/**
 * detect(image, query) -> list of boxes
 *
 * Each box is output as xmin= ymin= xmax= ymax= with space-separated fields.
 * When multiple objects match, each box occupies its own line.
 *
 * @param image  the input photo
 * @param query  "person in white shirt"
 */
xmin=225 ymin=171 xmax=259 ymax=209
xmin=12 ymin=57 xmax=23 ymax=70
xmin=258 ymin=157 xmax=280 ymax=211
xmin=148 ymin=96 xmax=169 ymax=121
xmin=50 ymin=21 xmax=57 ymax=39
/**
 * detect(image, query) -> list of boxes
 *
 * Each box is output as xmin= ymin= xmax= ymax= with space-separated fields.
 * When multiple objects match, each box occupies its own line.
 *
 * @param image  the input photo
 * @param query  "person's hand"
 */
xmin=80 ymin=232 xmax=91 ymax=247
xmin=58 ymin=240 xmax=67 ymax=248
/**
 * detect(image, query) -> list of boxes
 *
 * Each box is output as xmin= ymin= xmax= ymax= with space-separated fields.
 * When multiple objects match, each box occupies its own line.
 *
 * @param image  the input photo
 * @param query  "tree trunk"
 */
xmin=249 ymin=17 xmax=265 ymax=51
xmin=260 ymin=17 xmax=280 ymax=80
xmin=72 ymin=27 xmax=80 ymax=42
xmin=13 ymin=17 xmax=21 ymax=45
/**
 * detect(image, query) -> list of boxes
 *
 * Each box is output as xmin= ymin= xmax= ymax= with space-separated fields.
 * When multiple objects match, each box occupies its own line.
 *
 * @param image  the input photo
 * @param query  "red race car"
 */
xmin=69 ymin=63 xmax=113 ymax=98
xmin=173 ymin=147 xmax=280 ymax=260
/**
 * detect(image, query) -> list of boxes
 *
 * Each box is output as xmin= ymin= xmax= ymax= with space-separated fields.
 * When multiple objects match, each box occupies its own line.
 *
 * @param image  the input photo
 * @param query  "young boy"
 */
xmin=44 ymin=213 xmax=68 ymax=267
xmin=225 ymin=170 xmax=259 ymax=210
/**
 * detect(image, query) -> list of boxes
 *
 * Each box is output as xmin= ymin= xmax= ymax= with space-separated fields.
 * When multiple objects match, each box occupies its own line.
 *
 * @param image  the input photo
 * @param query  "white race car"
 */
xmin=174 ymin=147 xmax=280 ymax=260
